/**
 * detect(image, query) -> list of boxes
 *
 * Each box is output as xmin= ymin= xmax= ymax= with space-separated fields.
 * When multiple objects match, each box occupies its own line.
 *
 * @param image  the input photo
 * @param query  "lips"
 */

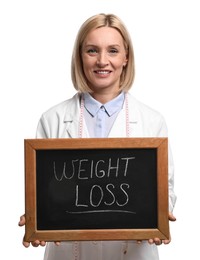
xmin=94 ymin=70 xmax=111 ymax=74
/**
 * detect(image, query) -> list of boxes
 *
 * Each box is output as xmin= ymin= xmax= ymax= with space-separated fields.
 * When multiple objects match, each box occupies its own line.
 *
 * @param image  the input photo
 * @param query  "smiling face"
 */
xmin=81 ymin=27 xmax=128 ymax=97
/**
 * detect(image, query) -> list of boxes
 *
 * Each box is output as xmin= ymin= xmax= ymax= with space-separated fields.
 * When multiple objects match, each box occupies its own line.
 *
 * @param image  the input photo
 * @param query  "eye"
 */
xmin=86 ymin=48 xmax=98 ymax=55
xmin=108 ymin=48 xmax=119 ymax=55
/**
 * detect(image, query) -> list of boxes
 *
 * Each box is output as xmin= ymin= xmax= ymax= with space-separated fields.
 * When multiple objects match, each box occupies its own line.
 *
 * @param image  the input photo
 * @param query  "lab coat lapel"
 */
xmin=63 ymin=93 xmax=89 ymax=138
xmin=108 ymin=93 xmax=139 ymax=138
xmin=65 ymin=118 xmax=89 ymax=138
xmin=64 ymin=116 xmax=79 ymax=138
xmin=108 ymin=109 xmax=126 ymax=137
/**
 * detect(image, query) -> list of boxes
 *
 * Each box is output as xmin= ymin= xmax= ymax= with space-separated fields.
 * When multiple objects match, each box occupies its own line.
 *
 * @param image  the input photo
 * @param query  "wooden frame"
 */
xmin=24 ymin=137 xmax=169 ymax=242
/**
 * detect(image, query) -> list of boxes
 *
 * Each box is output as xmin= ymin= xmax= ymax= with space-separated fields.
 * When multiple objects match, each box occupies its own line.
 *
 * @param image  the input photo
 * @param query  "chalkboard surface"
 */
xmin=24 ymin=138 xmax=169 ymax=241
xmin=36 ymin=148 xmax=157 ymax=230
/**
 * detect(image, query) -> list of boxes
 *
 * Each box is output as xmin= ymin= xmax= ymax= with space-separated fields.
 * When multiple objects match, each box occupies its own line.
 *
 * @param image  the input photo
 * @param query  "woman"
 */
xmin=19 ymin=13 xmax=176 ymax=260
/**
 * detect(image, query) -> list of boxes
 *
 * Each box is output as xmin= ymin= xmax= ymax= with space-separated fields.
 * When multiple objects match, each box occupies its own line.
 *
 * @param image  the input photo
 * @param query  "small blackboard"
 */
xmin=24 ymin=138 xmax=169 ymax=242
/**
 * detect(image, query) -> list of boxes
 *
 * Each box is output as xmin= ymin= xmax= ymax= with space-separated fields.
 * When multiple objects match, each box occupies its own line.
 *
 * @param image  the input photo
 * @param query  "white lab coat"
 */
xmin=36 ymin=92 xmax=176 ymax=260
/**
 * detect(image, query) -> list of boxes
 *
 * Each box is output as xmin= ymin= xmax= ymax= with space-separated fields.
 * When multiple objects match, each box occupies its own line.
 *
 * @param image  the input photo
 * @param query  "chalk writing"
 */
xmin=53 ymin=157 xmax=135 ymax=180
xmin=66 ymin=210 xmax=136 ymax=214
xmin=53 ymin=156 xmax=136 ymax=214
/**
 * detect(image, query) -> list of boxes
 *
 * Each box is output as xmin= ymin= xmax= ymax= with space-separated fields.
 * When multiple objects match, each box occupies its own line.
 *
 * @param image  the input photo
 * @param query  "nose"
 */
xmin=97 ymin=51 xmax=109 ymax=67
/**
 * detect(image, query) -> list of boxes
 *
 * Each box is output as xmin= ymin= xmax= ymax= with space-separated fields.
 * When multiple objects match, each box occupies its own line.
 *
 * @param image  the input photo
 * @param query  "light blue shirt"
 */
xmin=83 ymin=92 xmax=125 ymax=137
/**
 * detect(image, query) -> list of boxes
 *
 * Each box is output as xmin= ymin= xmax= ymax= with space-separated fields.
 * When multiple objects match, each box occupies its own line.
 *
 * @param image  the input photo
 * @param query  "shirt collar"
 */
xmin=83 ymin=92 xmax=125 ymax=117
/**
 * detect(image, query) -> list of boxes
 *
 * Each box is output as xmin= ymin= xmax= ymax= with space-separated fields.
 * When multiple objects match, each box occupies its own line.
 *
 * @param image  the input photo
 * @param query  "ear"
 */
xmin=123 ymin=57 xmax=128 ymax=66
xmin=123 ymin=61 xmax=128 ymax=67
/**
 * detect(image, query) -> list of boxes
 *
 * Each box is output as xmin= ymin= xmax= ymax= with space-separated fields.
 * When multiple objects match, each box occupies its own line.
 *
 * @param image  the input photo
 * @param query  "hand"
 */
xmin=148 ymin=212 xmax=176 ymax=246
xmin=18 ymin=214 xmax=31 ymax=247
xmin=18 ymin=214 xmax=60 ymax=247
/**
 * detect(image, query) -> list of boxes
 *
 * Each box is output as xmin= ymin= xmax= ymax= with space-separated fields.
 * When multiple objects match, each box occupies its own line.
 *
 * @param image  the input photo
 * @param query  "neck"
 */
xmin=90 ymin=91 xmax=121 ymax=104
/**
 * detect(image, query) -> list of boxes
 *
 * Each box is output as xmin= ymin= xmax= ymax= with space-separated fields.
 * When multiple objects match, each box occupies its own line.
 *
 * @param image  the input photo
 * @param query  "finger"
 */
xmin=54 ymin=241 xmax=61 ymax=246
xmin=168 ymin=212 xmax=176 ymax=222
xmin=31 ymin=240 xmax=41 ymax=247
xmin=163 ymin=239 xmax=171 ymax=245
xmin=22 ymin=234 xmax=30 ymax=248
xmin=23 ymin=240 xmax=30 ymax=248
xmin=163 ymin=235 xmax=171 ymax=245
xmin=18 ymin=215 xmax=26 ymax=226
xmin=148 ymin=238 xmax=154 ymax=245
xmin=154 ymin=238 xmax=162 ymax=246
xmin=40 ymin=241 xmax=47 ymax=247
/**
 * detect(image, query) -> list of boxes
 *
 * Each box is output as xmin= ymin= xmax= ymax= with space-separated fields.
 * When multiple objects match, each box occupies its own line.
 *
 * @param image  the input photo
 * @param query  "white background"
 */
xmin=1 ymin=0 xmax=200 ymax=259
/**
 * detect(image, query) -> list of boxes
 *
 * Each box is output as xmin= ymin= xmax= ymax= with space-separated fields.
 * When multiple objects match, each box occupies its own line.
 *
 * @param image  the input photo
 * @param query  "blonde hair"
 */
xmin=71 ymin=13 xmax=135 ymax=92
